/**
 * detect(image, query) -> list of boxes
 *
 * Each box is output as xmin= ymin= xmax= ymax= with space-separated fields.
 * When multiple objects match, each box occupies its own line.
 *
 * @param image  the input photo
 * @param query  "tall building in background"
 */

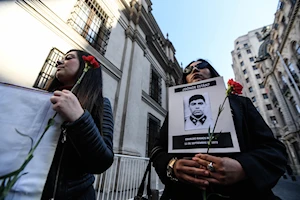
xmin=232 ymin=0 xmax=300 ymax=174
xmin=231 ymin=26 xmax=278 ymax=132
xmin=256 ymin=0 xmax=300 ymax=174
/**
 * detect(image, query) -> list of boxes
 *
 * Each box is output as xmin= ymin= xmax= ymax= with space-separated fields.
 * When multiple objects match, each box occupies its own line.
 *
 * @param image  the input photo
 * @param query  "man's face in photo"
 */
xmin=189 ymin=99 xmax=206 ymax=117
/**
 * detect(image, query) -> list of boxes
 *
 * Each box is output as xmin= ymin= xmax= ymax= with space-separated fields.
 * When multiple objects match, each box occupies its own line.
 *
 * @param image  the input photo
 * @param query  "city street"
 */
xmin=272 ymin=175 xmax=300 ymax=200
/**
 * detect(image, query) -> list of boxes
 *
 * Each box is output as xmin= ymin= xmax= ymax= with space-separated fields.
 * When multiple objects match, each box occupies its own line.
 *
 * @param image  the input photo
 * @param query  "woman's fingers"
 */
xmin=50 ymin=96 xmax=58 ymax=104
xmin=194 ymin=153 xmax=220 ymax=164
xmin=192 ymin=154 xmax=246 ymax=185
xmin=173 ymin=159 xmax=211 ymax=188
xmin=50 ymin=90 xmax=84 ymax=122
xmin=53 ymin=90 xmax=62 ymax=96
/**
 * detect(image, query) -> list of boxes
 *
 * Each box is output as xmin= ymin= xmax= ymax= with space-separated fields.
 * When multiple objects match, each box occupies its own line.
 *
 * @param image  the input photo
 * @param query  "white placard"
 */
xmin=0 ymin=83 xmax=62 ymax=200
xmin=168 ymin=77 xmax=240 ymax=153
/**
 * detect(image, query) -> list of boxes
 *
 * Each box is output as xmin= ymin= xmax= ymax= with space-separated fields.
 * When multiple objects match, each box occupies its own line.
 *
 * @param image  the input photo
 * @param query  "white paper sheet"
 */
xmin=168 ymin=77 xmax=240 ymax=153
xmin=0 ymin=83 xmax=62 ymax=200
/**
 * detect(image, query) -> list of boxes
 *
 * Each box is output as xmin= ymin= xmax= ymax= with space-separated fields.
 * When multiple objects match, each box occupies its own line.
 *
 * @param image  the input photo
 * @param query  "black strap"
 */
xmin=136 ymin=161 xmax=152 ymax=198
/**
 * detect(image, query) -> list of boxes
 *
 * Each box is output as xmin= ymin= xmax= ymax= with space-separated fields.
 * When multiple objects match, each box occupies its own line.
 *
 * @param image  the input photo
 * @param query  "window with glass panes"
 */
xmin=146 ymin=114 xmax=160 ymax=157
xmin=266 ymin=104 xmax=272 ymax=110
xmin=33 ymin=48 xmax=64 ymax=89
xmin=68 ymin=0 xmax=112 ymax=55
xmin=150 ymin=68 xmax=162 ymax=105
xmin=270 ymin=116 xmax=277 ymax=124
xmin=262 ymin=93 xmax=268 ymax=99
xmin=259 ymin=83 xmax=264 ymax=88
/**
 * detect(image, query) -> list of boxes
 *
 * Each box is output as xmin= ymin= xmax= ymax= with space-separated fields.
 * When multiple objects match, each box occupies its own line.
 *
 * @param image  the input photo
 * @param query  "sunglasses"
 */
xmin=183 ymin=62 xmax=210 ymax=75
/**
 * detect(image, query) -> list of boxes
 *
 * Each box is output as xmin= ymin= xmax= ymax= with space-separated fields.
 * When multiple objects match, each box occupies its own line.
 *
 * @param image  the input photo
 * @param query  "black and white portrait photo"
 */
xmin=184 ymin=93 xmax=214 ymax=131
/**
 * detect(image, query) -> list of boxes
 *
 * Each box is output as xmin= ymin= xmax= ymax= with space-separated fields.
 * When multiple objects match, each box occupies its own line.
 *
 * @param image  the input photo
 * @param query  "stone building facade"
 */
xmin=256 ymin=0 xmax=300 ymax=174
xmin=232 ymin=0 xmax=300 ymax=174
xmin=231 ymin=26 xmax=278 ymax=134
xmin=0 ymin=0 xmax=182 ymax=158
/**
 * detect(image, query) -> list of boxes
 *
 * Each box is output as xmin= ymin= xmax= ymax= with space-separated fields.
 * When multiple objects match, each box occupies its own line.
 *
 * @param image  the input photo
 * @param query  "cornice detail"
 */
xmin=141 ymin=90 xmax=167 ymax=116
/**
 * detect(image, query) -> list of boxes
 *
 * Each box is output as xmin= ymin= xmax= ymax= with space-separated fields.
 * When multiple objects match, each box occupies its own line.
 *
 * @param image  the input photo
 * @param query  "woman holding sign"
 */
xmin=41 ymin=50 xmax=114 ymax=200
xmin=151 ymin=59 xmax=287 ymax=200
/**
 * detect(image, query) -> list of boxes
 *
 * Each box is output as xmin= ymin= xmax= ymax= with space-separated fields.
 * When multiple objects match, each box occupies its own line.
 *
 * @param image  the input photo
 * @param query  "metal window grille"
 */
xmin=150 ymin=68 xmax=162 ymax=105
xmin=68 ymin=0 xmax=112 ymax=55
xmin=146 ymin=114 xmax=160 ymax=157
xmin=33 ymin=48 xmax=64 ymax=89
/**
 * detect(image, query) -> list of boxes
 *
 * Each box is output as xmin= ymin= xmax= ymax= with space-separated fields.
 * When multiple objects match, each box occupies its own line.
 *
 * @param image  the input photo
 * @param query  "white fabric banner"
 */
xmin=0 ymin=83 xmax=62 ymax=200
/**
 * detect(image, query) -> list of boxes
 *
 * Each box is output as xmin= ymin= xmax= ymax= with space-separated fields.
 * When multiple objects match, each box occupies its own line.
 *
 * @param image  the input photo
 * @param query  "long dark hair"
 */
xmin=47 ymin=49 xmax=103 ymax=134
xmin=181 ymin=59 xmax=220 ymax=84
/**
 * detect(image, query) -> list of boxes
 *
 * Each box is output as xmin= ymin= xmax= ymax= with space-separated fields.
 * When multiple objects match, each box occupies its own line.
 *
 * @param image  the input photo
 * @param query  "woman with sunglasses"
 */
xmin=151 ymin=59 xmax=287 ymax=200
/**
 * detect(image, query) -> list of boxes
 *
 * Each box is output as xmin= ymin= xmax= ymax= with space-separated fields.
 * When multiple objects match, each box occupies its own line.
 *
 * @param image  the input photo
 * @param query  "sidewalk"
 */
xmin=272 ymin=175 xmax=300 ymax=200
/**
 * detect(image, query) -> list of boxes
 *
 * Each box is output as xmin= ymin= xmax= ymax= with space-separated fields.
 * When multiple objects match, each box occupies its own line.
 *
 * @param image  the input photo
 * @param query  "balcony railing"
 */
xmin=93 ymin=154 xmax=164 ymax=200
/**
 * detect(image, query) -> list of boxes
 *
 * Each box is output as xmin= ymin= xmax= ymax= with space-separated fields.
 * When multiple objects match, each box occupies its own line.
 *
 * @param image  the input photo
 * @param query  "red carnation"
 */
xmin=227 ymin=79 xmax=243 ymax=95
xmin=82 ymin=55 xmax=100 ymax=69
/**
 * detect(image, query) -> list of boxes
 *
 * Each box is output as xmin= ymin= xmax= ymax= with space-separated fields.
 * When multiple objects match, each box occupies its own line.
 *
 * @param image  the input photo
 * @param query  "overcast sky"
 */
xmin=151 ymin=0 xmax=278 ymax=83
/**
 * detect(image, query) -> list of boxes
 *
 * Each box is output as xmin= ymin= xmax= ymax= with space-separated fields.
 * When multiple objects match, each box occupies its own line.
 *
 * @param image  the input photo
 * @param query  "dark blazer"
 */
xmin=152 ymin=95 xmax=287 ymax=200
xmin=41 ymin=98 xmax=114 ymax=200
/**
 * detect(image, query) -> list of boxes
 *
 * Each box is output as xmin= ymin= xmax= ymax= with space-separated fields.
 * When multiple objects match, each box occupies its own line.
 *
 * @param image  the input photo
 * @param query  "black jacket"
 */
xmin=41 ymin=98 xmax=114 ymax=200
xmin=152 ymin=95 xmax=287 ymax=200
